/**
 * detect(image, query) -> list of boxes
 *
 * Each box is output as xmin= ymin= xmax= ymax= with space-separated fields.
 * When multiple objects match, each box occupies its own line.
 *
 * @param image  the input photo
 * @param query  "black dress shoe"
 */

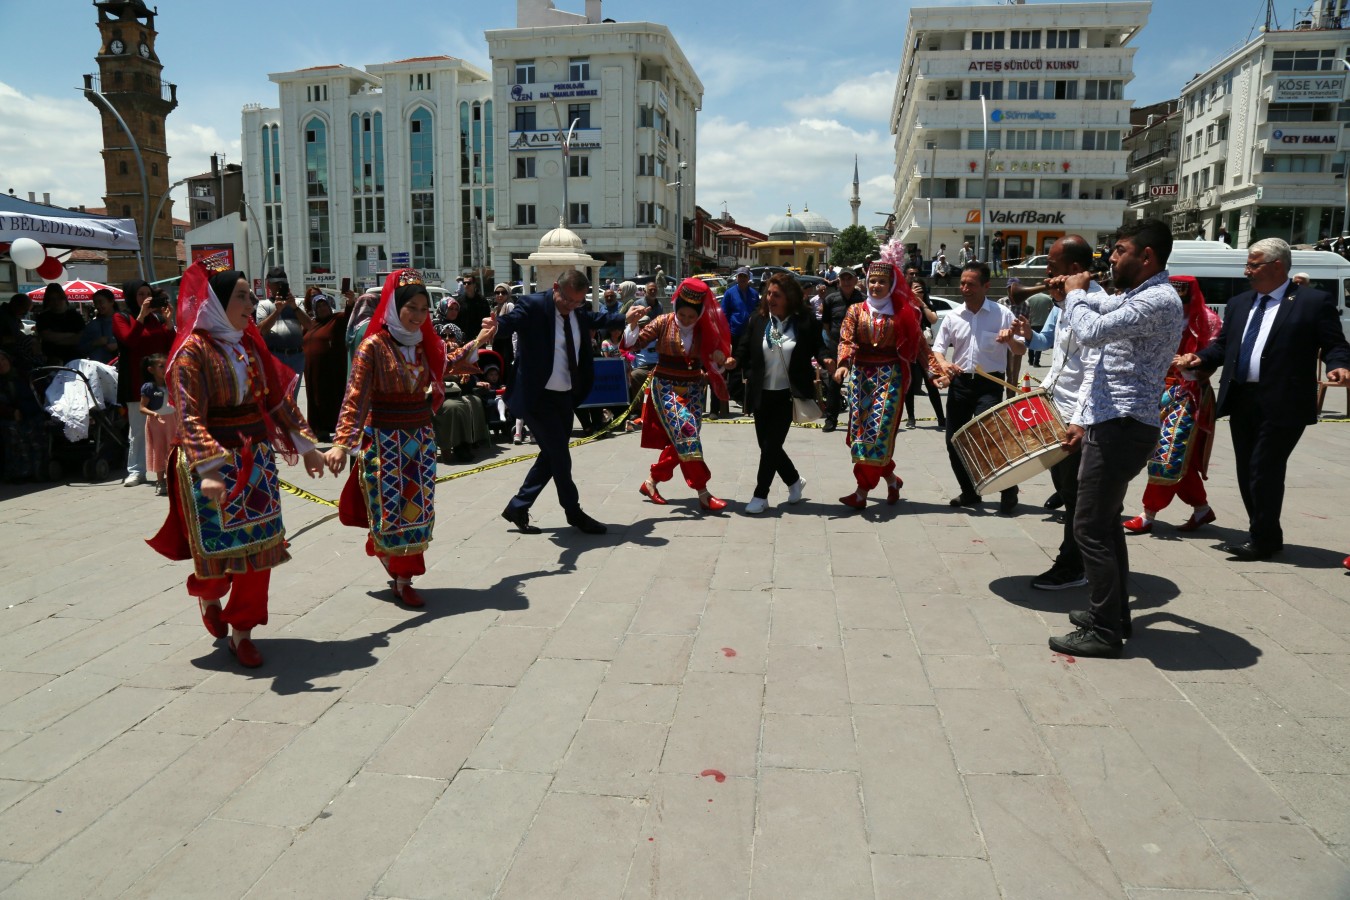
xmin=821 ymin=419 xmax=838 ymax=433
xmin=1049 ymin=627 xmax=1122 ymax=659
xmin=1043 ymin=491 xmax=1063 ymax=510
xmin=1069 ymin=608 xmax=1133 ymax=639
xmin=566 ymin=509 xmax=608 ymax=534
xmin=1220 ymin=541 xmax=1280 ymax=562
xmin=998 ymin=491 xmax=1019 ymax=515
xmin=949 ymin=494 xmax=980 ymax=508
xmin=501 ymin=506 xmax=542 ymax=534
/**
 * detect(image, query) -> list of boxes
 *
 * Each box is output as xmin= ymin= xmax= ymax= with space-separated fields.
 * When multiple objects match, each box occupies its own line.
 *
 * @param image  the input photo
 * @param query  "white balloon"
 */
xmin=9 ymin=237 xmax=46 ymax=270
xmin=40 ymin=265 xmax=67 ymax=284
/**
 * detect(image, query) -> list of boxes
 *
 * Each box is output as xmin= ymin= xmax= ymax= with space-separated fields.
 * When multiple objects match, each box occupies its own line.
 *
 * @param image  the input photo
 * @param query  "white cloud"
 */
xmin=787 ymin=70 xmax=898 ymax=122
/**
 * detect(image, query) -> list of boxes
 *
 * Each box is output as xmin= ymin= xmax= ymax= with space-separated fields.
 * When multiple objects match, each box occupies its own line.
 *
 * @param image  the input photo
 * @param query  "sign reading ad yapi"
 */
xmin=1269 ymin=128 xmax=1340 ymax=151
xmin=1272 ymin=74 xmax=1347 ymax=102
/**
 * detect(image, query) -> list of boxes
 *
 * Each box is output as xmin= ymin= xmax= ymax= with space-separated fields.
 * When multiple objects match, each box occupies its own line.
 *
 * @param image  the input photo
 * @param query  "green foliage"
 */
xmin=831 ymin=225 xmax=880 ymax=267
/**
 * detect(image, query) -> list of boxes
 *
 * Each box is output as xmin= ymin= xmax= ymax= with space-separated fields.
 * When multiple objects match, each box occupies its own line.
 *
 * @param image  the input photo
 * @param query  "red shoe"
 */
xmin=198 ymin=598 xmax=226 ymax=639
xmin=1176 ymin=507 xmax=1217 ymax=532
xmin=1122 ymin=515 xmax=1153 ymax=535
xmin=1342 ymin=555 xmax=1349 ymax=571
xmin=887 ymin=478 xmax=904 ymax=506
xmin=639 ymin=481 xmax=667 ymax=505
xmin=699 ymin=494 xmax=728 ymax=512
xmin=228 ymin=637 xmax=263 ymax=668
xmin=393 ymin=581 xmax=425 ymax=608
xmin=839 ymin=493 xmax=866 ymax=509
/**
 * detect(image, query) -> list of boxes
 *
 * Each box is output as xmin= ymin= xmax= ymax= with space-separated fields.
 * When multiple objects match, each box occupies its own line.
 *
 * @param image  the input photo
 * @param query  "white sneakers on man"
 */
xmin=744 ymin=497 xmax=768 ymax=515
xmin=123 ymin=472 xmax=146 ymax=487
xmin=787 ymin=479 xmax=806 ymax=504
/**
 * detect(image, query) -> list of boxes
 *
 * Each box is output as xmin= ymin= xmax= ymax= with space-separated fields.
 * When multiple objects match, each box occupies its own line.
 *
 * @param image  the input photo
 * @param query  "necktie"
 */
xmin=1234 ymin=294 xmax=1272 ymax=383
xmin=561 ymin=311 xmax=579 ymax=383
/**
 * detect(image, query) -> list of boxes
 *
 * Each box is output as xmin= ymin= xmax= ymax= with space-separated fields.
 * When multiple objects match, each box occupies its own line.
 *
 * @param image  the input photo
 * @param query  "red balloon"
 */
xmin=36 ymin=256 xmax=64 ymax=280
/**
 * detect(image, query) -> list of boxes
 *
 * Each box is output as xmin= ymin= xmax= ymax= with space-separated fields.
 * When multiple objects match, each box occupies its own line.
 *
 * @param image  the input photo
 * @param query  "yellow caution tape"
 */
xmin=278 ymin=480 xmax=338 ymax=508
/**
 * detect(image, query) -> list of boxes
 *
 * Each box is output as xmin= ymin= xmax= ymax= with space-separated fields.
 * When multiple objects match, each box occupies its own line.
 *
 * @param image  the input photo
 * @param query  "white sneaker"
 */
xmin=122 ymin=472 xmax=145 ymax=487
xmin=787 ymin=479 xmax=806 ymax=504
xmin=744 ymin=496 xmax=768 ymax=515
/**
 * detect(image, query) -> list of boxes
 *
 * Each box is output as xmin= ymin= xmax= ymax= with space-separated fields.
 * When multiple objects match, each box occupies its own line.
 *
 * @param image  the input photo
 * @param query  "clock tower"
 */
xmin=89 ymin=0 xmax=179 ymax=284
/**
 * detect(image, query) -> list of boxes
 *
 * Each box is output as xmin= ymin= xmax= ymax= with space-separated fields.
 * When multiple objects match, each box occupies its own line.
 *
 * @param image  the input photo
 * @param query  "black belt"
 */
xmin=956 ymin=371 xmax=1004 ymax=380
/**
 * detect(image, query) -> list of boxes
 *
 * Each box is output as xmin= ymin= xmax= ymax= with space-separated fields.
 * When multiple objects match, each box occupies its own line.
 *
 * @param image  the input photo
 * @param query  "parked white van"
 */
xmin=1166 ymin=240 xmax=1350 ymax=335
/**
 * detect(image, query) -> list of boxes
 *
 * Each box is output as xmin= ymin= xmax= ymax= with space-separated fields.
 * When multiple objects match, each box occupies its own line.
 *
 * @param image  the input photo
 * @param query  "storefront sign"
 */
xmin=538 ymin=80 xmax=600 ymax=100
xmin=970 ymin=59 xmax=1080 ymax=73
xmin=190 ymin=244 xmax=234 ymax=269
xmin=508 ymin=128 xmax=603 ymax=152
xmin=968 ymin=209 xmax=1069 ymax=225
xmin=1149 ymin=184 xmax=1179 ymax=198
xmin=990 ymin=109 xmax=1057 ymax=123
xmin=303 ymin=273 xmax=337 ymax=286
xmin=1269 ymin=127 xmax=1340 ymax=150
xmin=1272 ymin=74 xmax=1346 ymax=102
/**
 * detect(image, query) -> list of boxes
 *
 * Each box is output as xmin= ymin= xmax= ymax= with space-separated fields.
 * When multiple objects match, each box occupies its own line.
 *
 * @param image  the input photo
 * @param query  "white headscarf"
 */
xmin=384 ymin=295 xmax=423 ymax=347
xmin=197 ymin=288 xmax=244 ymax=344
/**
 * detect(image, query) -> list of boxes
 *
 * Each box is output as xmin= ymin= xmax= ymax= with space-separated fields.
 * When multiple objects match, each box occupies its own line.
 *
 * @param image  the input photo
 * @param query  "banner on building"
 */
xmin=1272 ymin=74 xmax=1347 ymax=102
xmin=191 ymin=244 xmax=235 ymax=269
xmin=1268 ymin=127 xmax=1340 ymax=151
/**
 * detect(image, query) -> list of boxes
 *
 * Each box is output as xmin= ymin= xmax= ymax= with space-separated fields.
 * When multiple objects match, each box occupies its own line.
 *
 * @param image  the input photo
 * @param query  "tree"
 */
xmin=830 ymin=225 xmax=880 ymax=267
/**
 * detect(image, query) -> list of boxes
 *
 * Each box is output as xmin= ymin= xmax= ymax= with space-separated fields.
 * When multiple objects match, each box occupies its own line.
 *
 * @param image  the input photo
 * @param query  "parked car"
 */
xmin=1006 ymin=254 xmax=1049 ymax=281
xmin=927 ymin=296 xmax=958 ymax=326
xmin=693 ymin=274 xmax=728 ymax=297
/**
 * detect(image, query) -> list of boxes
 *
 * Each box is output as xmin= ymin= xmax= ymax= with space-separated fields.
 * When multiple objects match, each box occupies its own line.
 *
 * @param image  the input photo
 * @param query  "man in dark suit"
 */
xmin=1180 ymin=237 xmax=1350 ymax=561
xmin=495 ymin=269 xmax=643 ymax=534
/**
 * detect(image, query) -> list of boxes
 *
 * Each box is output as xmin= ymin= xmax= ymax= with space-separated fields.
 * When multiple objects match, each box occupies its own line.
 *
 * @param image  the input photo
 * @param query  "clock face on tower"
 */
xmin=138 ymin=42 xmax=150 ymax=58
xmin=110 ymin=39 xmax=125 ymax=54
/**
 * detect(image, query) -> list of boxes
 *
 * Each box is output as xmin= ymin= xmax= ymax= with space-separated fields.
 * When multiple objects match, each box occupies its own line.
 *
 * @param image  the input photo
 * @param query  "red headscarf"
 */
xmin=673 ymin=277 xmax=733 ymax=401
xmin=367 ymin=268 xmax=448 ymax=407
xmin=1169 ymin=275 xmax=1220 ymax=356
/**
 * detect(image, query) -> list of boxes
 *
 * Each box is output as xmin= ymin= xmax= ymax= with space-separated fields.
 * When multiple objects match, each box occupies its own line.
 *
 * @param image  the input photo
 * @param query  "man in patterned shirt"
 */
xmin=1048 ymin=218 xmax=1185 ymax=659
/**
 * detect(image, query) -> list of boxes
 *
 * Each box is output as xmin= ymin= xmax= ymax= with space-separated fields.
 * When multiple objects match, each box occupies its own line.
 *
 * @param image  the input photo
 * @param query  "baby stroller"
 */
xmin=31 ymin=365 xmax=128 ymax=481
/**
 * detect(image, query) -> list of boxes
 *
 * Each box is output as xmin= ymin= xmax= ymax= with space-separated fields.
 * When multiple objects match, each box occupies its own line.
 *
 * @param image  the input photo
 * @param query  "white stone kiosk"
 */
xmin=515 ymin=220 xmax=604 ymax=309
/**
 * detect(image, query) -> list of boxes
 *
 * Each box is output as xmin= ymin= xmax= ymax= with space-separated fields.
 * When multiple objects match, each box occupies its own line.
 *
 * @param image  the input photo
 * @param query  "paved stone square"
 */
xmin=1 ymin=396 xmax=1349 ymax=899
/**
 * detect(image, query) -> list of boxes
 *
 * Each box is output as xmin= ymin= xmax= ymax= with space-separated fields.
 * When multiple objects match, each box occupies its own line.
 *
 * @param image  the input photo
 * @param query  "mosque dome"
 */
xmin=795 ymin=204 xmax=836 ymax=237
xmin=768 ymin=207 xmax=809 ymax=241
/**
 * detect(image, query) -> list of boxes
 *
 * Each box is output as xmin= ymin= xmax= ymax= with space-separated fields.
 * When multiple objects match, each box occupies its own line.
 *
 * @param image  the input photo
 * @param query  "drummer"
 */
xmin=1012 ymin=236 xmax=1102 ymax=591
xmin=931 ymin=261 xmax=1026 ymax=514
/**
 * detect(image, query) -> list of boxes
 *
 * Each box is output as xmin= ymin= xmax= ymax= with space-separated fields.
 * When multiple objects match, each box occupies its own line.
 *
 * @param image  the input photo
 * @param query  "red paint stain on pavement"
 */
xmin=700 ymin=769 xmax=727 ymax=782
xmin=648 ymin=837 xmax=655 ymax=842
xmin=721 ymin=647 xmax=737 ymax=657
xmin=1053 ymin=653 xmax=1077 ymax=664
xmin=971 ymin=539 xmax=985 ymax=544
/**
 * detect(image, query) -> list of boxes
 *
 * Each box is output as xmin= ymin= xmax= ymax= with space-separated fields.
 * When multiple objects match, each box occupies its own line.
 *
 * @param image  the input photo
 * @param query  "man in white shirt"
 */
xmin=931 ymin=261 xmax=1026 ymax=513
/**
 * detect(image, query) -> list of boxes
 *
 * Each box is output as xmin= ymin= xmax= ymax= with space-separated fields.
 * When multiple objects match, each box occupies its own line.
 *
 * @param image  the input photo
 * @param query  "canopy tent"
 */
xmin=0 ymin=194 xmax=139 ymax=251
xmin=26 ymin=279 xmax=123 ymax=302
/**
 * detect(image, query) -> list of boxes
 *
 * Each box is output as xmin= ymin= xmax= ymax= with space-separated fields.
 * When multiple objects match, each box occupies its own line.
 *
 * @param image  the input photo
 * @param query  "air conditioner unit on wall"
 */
xmin=946 ymin=88 xmax=958 ymax=99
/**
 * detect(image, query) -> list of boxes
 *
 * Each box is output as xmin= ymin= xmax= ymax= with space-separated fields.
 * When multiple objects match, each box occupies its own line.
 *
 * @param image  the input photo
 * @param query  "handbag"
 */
xmin=792 ymin=396 xmax=822 ymax=424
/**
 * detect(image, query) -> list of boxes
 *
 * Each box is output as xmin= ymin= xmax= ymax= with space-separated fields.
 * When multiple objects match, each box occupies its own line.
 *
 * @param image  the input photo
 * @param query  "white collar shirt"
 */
xmin=544 ymin=305 xmax=582 ymax=392
xmin=931 ymin=298 xmax=1019 ymax=375
xmin=1239 ymin=279 xmax=1290 ymax=383
xmin=1041 ymin=282 xmax=1105 ymax=423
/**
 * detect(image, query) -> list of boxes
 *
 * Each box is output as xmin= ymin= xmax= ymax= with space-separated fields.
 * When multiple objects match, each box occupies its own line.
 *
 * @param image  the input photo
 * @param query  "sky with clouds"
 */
xmin=0 ymin=0 xmax=1275 ymax=238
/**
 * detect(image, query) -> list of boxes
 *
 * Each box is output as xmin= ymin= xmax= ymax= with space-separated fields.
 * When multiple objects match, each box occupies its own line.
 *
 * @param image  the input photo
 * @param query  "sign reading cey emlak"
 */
xmin=1269 ymin=127 xmax=1340 ymax=151
xmin=1272 ymin=74 xmax=1347 ymax=102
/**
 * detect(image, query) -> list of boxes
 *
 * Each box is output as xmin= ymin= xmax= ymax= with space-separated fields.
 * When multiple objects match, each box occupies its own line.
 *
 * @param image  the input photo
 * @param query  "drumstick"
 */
xmin=974 ymin=365 xmax=1020 ymax=393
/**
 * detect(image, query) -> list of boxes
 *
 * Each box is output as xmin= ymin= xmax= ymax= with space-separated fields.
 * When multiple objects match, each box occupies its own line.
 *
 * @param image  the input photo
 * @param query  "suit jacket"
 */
xmin=495 ymin=291 xmax=627 ymax=417
xmin=735 ymin=310 xmax=826 ymax=414
xmin=1197 ymin=284 xmax=1350 ymax=427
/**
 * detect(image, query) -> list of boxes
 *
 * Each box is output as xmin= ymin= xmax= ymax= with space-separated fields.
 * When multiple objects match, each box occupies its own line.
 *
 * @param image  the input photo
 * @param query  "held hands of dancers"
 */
xmin=624 ymin=305 xmax=649 ymax=326
xmin=200 ymin=475 xmax=227 ymax=505
xmin=1010 ymin=316 xmax=1033 ymax=342
xmin=323 ymin=445 xmax=348 ymax=475
xmin=474 ymin=318 xmax=497 ymax=348
xmin=302 ymin=448 xmax=327 ymax=478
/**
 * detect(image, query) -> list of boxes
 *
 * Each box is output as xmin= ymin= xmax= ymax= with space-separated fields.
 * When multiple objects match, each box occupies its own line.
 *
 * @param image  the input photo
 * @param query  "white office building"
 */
xmin=1173 ymin=0 xmax=1350 ymax=245
xmin=239 ymin=55 xmax=493 ymax=292
xmin=486 ymin=0 xmax=702 ymax=282
xmin=890 ymin=2 xmax=1149 ymax=265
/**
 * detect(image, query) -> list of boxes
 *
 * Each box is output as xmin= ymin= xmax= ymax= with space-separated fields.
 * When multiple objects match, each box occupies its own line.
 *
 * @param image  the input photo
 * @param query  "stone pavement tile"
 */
xmin=969 ymin=596 xmax=1053 ymax=646
xmin=854 ymin=705 xmax=985 ymax=858
xmin=1228 ymin=592 xmax=1350 ymax=655
xmin=834 ymin=575 xmax=909 ymax=631
xmin=688 ymin=589 xmax=770 ymax=675
xmin=367 ymin=682 xmax=509 ymax=779
xmin=1201 ymin=819 xmax=1350 ymax=900
xmin=902 ymin=594 xmax=992 ymax=656
xmin=966 ymin=773 xmax=1125 ymax=899
xmin=659 ymin=672 xmax=762 ymax=777
xmin=377 ymin=769 xmax=550 ymax=899
xmin=135 ymin=689 xmax=248 ymax=736
xmin=466 ymin=658 xmax=606 ymax=773
xmin=710 ymin=546 xmax=774 ymax=591
xmin=280 ymin=589 xmax=390 ymax=639
xmin=0 ymin=685 xmax=174 ymax=782
xmin=940 ymin=550 xmax=1009 ymax=596
xmin=216 ymin=701 xmax=408 ymax=828
xmin=607 ymin=633 xmax=693 ymax=685
xmin=0 ymin=670 xmax=119 ymax=734
xmin=0 ymin=775 xmax=36 ymax=813
xmin=773 ymin=549 xmax=835 ymax=592
xmin=884 ymin=550 xmax=960 ymax=594
xmin=841 ymin=627 xmax=934 ymax=706
xmin=1303 ymin=715 xmax=1350 ymax=755
xmin=542 ymin=601 xmax=637 ymax=661
xmin=234 ymin=688 xmax=341 ymax=726
xmin=494 ymin=572 xmax=590 ymax=629
xmin=497 ymin=791 xmax=647 ymax=900
xmin=1244 ymin=572 xmax=1350 ymax=637
xmin=554 ymin=719 xmax=667 ymax=798
xmin=121 ymin=817 xmax=294 ymax=900
xmin=80 ymin=623 xmax=210 ymax=680
xmin=588 ymin=683 xmax=680 ymax=725
xmin=870 ymin=854 xmax=1001 ymax=900
xmin=0 ymin=673 xmax=52 ymax=710
xmin=770 ymin=588 xmax=840 ymax=647
xmin=0 ymin=617 xmax=100 ymax=673
xmin=750 ymin=769 xmax=872 ymax=899
xmin=0 ymin=861 xmax=27 ymax=893
xmin=627 ymin=580 xmax=707 ymax=636
xmin=765 ymin=643 xmax=850 ymax=717
xmin=580 ymin=567 xmax=654 ymax=603
xmin=1125 ymin=891 xmax=1252 ymax=900
xmin=244 ymin=772 xmax=443 ymax=900
xmin=924 ymin=654 xmax=1012 ymax=690
xmin=2 ymin=719 xmax=298 ymax=900
xmin=1239 ymin=643 xmax=1350 ymax=720
xmin=1112 ymin=699 xmax=1297 ymax=823
xmin=761 ymin=713 xmax=856 ymax=771
xmin=1302 ymin=651 xmax=1350 ymax=693
xmin=0 ymin=729 xmax=195 ymax=864
xmin=996 ymin=644 xmax=1118 ymax=726
xmin=1073 ymin=654 xmax=1187 ymax=702
xmin=623 ymin=773 xmax=754 ymax=899
xmin=1042 ymin=725 xmax=1243 ymax=891
xmin=343 ymin=629 xmax=479 ymax=707
xmin=444 ymin=625 xmax=551 ymax=687
xmin=1266 ymin=773 xmax=1350 ymax=847
xmin=1182 ymin=682 xmax=1348 ymax=775
xmin=937 ymin=688 xmax=1054 ymax=775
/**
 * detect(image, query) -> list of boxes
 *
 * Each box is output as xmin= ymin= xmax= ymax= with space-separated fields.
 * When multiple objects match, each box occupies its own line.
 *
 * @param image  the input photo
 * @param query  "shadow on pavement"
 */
xmin=988 ymin=571 xmax=1180 ymax=614
xmin=1126 ymin=610 xmax=1263 ymax=672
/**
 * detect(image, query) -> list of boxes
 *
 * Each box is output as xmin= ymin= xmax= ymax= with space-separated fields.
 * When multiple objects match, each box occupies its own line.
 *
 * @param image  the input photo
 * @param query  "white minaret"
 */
xmin=849 ymin=156 xmax=861 ymax=228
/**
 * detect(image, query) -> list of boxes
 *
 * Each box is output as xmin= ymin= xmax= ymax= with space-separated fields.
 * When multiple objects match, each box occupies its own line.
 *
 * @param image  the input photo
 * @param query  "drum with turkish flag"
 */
xmin=952 ymin=389 xmax=1070 ymax=494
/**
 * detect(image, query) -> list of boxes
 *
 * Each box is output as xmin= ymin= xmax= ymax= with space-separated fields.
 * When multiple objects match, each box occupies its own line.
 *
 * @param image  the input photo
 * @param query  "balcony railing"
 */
xmin=84 ymin=73 xmax=177 ymax=105
xmin=1128 ymin=144 xmax=1174 ymax=169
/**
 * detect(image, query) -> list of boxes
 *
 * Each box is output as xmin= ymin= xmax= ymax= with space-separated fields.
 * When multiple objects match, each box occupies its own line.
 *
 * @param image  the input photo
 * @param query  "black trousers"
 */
xmin=905 ymin=359 xmax=945 ymax=423
xmin=752 ymin=390 xmax=800 ymax=498
xmin=1048 ymin=449 xmax=1083 ymax=574
xmin=508 ymin=390 xmax=581 ymax=514
xmin=1075 ymin=417 xmax=1158 ymax=642
xmin=822 ymin=362 xmax=844 ymax=421
xmin=1227 ymin=384 xmax=1306 ymax=550
xmin=944 ymin=373 xmax=1017 ymax=501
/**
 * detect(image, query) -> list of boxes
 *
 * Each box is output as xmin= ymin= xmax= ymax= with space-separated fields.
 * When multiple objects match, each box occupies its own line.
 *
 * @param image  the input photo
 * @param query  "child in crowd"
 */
xmin=140 ymin=353 xmax=177 ymax=495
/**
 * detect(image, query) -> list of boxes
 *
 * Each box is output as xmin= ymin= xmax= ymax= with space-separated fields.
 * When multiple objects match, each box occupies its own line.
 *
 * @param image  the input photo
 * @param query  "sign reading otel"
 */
xmin=1149 ymin=184 xmax=1179 ymax=198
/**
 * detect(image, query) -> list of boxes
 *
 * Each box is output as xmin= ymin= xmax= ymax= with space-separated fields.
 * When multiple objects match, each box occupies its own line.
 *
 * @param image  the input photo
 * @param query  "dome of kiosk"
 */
xmin=795 ymin=204 xmax=836 ymax=238
xmin=768 ymin=206 xmax=809 ymax=241
xmin=537 ymin=221 xmax=587 ymax=253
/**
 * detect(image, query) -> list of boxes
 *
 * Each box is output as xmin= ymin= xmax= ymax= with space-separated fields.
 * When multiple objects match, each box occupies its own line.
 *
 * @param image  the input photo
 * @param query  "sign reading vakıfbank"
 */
xmin=1272 ymin=74 xmax=1347 ymax=102
xmin=510 ymin=80 xmax=601 ymax=102
xmin=967 ymin=209 xmax=1068 ymax=225
xmin=508 ymin=128 xmax=603 ymax=152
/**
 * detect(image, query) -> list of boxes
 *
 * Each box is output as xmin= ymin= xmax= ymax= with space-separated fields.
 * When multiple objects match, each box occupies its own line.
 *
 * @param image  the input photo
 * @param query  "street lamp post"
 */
xmin=669 ymin=159 xmax=689 ymax=285
xmin=979 ymin=96 xmax=989 ymax=262
xmin=926 ymin=143 xmax=938 ymax=266
xmin=239 ymin=192 xmax=274 ymax=294
xmin=1339 ymin=59 xmax=1350 ymax=238
xmin=549 ymin=100 xmax=580 ymax=228
xmin=82 ymin=75 xmax=151 ymax=281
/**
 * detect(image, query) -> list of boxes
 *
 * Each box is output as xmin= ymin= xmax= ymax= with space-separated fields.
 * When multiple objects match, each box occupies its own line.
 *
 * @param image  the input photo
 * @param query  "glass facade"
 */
xmin=304 ymin=116 xmax=331 ymax=272
xmin=262 ymin=124 xmax=284 ymax=268
xmin=409 ymin=107 xmax=436 ymax=269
